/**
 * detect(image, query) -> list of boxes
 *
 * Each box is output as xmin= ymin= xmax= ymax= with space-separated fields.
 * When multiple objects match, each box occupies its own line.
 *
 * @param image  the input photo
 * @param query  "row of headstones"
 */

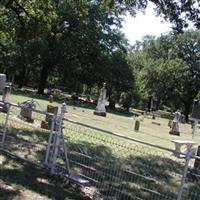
xmin=20 ymin=103 xmax=58 ymax=130
xmin=134 ymin=101 xmax=200 ymax=134
xmin=0 ymin=73 xmax=57 ymax=129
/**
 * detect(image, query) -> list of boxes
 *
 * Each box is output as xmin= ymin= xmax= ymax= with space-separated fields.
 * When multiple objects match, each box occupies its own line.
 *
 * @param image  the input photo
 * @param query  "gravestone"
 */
xmin=0 ymin=74 xmax=6 ymax=93
xmin=49 ymin=95 xmax=53 ymax=103
xmin=45 ymin=105 xmax=58 ymax=123
xmin=20 ymin=100 xmax=36 ymax=123
xmin=169 ymin=111 xmax=181 ymax=136
xmin=190 ymin=100 xmax=200 ymax=139
xmin=41 ymin=105 xmax=58 ymax=130
xmin=94 ymin=83 xmax=107 ymax=117
xmin=134 ymin=120 xmax=140 ymax=132
xmin=2 ymin=85 xmax=11 ymax=102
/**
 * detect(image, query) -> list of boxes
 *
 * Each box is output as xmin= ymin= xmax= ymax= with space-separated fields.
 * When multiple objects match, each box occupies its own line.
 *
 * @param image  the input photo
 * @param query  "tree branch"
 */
xmin=13 ymin=0 xmax=30 ymax=17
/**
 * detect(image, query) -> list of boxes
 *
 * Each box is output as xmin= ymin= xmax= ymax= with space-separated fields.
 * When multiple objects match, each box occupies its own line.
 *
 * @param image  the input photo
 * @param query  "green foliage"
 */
xmin=120 ymin=91 xmax=133 ymax=111
xmin=102 ymin=0 xmax=200 ymax=32
xmin=128 ymin=30 xmax=200 ymax=119
xmin=0 ymin=0 xmax=199 ymax=113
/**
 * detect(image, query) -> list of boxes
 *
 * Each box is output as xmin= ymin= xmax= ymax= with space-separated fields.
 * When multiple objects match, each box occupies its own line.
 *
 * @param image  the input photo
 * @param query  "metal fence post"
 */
xmin=44 ymin=114 xmax=56 ymax=166
xmin=50 ymin=102 xmax=66 ymax=174
xmin=177 ymin=149 xmax=193 ymax=200
xmin=1 ymin=103 xmax=11 ymax=149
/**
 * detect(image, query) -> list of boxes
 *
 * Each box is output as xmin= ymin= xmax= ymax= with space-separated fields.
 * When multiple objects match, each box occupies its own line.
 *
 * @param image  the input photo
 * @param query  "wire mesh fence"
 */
xmin=63 ymin=119 xmax=186 ymax=200
xmin=0 ymin=101 xmax=200 ymax=200
xmin=180 ymin=153 xmax=200 ymax=200
xmin=0 ymin=102 xmax=55 ymax=166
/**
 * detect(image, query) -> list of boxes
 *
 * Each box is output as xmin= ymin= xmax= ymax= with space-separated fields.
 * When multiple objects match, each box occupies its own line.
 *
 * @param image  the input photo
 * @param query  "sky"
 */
xmin=122 ymin=2 xmax=172 ymax=45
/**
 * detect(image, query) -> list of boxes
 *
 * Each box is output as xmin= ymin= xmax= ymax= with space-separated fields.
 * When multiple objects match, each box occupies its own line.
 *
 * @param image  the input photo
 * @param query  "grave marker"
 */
xmin=169 ymin=110 xmax=181 ymax=136
xmin=94 ymin=82 xmax=107 ymax=117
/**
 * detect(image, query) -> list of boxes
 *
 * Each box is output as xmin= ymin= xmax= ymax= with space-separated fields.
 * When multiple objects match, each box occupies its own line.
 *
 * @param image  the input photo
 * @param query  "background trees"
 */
xmin=128 ymin=30 xmax=200 ymax=120
xmin=0 ymin=0 xmax=199 ymax=118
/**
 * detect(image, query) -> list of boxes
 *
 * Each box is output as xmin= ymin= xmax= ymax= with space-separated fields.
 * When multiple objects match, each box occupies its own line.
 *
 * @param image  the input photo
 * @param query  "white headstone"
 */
xmin=169 ymin=111 xmax=181 ymax=136
xmin=94 ymin=83 xmax=107 ymax=116
xmin=173 ymin=111 xmax=181 ymax=122
xmin=0 ymin=74 xmax=6 ymax=92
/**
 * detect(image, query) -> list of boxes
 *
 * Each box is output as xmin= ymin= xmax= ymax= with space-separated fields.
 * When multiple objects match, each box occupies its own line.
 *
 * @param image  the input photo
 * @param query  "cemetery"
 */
xmin=0 ymin=72 xmax=200 ymax=200
xmin=0 ymin=1 xmax=199 ymax=199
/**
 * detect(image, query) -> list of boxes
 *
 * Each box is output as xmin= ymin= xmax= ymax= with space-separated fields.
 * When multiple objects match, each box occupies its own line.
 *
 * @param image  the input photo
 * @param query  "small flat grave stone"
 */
xmin=152 ymin=121 xmax=161 ymax=126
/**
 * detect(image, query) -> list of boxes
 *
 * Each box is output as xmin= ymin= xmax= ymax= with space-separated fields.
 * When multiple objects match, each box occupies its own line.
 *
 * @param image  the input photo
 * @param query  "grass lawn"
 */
xmin=5 ymin=89 xmax=200 ymax=149
xmin=1 ymin=89 xmax=200 ymax=200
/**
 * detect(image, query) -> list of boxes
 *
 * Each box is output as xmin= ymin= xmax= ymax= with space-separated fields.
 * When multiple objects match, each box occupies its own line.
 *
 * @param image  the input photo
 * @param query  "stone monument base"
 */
xmin=169 ymin=130 xmax=180 ymax=136
xmin=94 ymin=111 xmax=106 ymax=117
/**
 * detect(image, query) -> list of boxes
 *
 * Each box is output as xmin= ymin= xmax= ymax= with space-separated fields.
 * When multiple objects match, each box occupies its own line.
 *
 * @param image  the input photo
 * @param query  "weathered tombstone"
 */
xmin=94 ymin=83 xmax=107 ymax=117
xmin=134 ymin=120 xmax=140 ymax=132
xmin=152 ymin=121 xmax=160 ymax=126
xmin=45 ymin=105 xmax=58 ymax=123
xmin=0 ymin=73 xmax=6 ymax=93
xmin=20 ymin=107 xmax=33 ymax=122
xmin=2 ymin=85 xmax=11 ymax=102
xmin=169 ymin=111 xmax=181 ymax=136
xmin=20 ymin=100 xmax=36 ymax=123
xmin=41 ymin=105 xmax=58 ymax=130
xmin=190 ymin=100 xmax=200 ymax=138
xmin=49 ymin=95 xmax=53 ymax=103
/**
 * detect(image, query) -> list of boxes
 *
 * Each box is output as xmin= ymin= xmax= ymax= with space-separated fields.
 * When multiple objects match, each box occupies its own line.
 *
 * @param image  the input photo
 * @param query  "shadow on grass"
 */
xmin=66 ymin=140 xmax=200 ymax=200
xmin=0 ymin=183 xmax=20 ymax=200
xmin=1 ymin=126 xmax=48 ymax=165
xmin=8 ymin=126 xmax=49 ymax=142
xmin=1 ymin=154 xmax=87 ymax=200
xmin=3 ymin=122 xmax=200 ymax=200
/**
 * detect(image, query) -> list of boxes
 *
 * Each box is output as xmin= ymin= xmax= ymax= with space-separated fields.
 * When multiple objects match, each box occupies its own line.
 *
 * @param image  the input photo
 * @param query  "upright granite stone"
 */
xmin=2 ymin=85 xmax=11 ymax=102
xmin=169 ymin=110 xmax=181 ymax=136
xmin=190 ymin=100 xmax=200 ymax=139
xmin=94 ymin=83 xmax=107 ymax=117
xmin=0 ymin=73 xmax=6 ymax=93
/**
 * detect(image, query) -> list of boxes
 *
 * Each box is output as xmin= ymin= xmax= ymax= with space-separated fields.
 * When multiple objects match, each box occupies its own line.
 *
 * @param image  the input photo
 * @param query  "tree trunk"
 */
xmin=108 ymin=99 xmax=116 ymax=109
xmin=38 ymin=63 xmax=49 ymax=94
xmin=183 ymin=101 xmax=192 ymax=123
xmin=18 ymin=65 xmax=26 ymax=88
xmin=24 ymin=68 xmax=30 ymax=86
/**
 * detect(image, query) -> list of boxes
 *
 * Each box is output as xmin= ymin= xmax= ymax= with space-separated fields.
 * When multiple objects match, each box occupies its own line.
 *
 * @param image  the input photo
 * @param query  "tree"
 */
xmin=102 ymin=0 xmax=200 ymax=32
xmin=170 ymin=30 xmax=200 ymax=120
xmin=105 ymin=50 xmax=134 ymax=109
xmin=128 ymin=30 xmax=200 ymax=121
